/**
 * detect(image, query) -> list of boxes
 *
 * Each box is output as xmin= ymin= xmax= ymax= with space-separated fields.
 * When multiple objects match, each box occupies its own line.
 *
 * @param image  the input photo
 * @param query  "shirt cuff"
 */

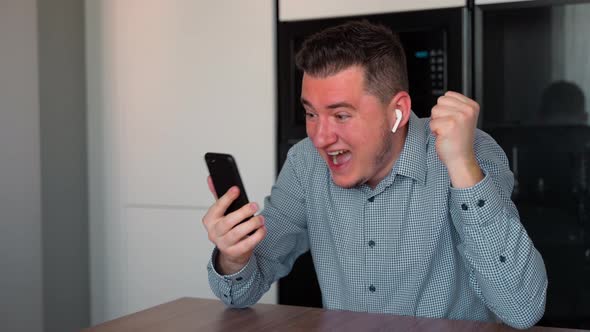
xmin=449 ymin=170 xmax=504 ymax=226
xmin=207 ymin=248 xmax=256 ymax=305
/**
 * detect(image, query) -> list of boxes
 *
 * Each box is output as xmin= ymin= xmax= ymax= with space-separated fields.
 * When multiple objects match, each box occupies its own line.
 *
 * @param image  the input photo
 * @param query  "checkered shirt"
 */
xmin=207 ymin=112 xmax=547 ymax=329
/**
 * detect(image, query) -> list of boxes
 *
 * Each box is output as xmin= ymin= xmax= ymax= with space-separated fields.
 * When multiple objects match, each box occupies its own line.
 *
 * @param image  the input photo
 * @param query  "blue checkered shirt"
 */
xmin=207 ymin=112 xmax=547 ymax=329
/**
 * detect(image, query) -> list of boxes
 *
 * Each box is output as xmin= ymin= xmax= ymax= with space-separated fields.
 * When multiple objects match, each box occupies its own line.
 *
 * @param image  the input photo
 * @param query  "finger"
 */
xmin=224 ymin=214 xmax=265 ymax=244
xmin=431 ymin=102 xmax=476 ymax=124
xmin=204 ymin=199 xmax=256 ymax=241
xmin=207 ymin=176 xmax=218 ymax=199
xmin=444 ymin=91 xmax=479 ymax=108
xmin=429 ymin=116 xmax=454 ymax=137
xmin=225 ymin=223 xmax=267 ymax=257
xmin=215 ymin=202 xmax=259 ymax=236
xmin=202 ymin=186 xmax=241 ymax=230
xmin=430 ymin=103 xmax=463 ymax=120
xmin=210 ymin=185 xmax=241 ymax=217
xmin=436 ymin=95 xmax=472 ymax=112
xmin=202 ymin=204 xmax=221 ymax=231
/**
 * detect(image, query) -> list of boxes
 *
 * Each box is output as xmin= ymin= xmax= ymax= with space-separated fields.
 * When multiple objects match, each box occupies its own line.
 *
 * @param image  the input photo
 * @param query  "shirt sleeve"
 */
xmin=207 ymin=147 xmax=310 ymax=308
xmin=448 ymin=131 xmax=548 ymax=329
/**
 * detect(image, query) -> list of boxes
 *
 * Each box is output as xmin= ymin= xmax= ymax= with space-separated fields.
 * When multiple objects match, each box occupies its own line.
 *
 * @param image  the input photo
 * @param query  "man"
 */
xmin=202 ymin=21 xmax=547 ymax=329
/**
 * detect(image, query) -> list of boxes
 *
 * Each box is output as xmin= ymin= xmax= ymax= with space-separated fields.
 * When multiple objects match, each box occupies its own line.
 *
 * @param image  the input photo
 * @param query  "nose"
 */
xmin=308 ymin=117 xmax=337 ymax=149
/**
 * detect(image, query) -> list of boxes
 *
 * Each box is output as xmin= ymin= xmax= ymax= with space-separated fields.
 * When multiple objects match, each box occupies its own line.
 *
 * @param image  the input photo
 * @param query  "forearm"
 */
xmin=206 ymin=144 xmax=310 ymax=308
xmin=450 ymin=173 xmax=547 ymax=329
xmin=207 ymin=221 xmax=310 ymax=308
xmin=208 ymin=188 xmax=310 ymax=307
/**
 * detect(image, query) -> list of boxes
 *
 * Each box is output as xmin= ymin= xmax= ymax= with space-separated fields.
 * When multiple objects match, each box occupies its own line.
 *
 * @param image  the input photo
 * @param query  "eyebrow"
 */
xmin=300 ymin=98 xmax=356 ymax=110
xmin=300 ymin=97 xmax=314 ymax=110
xmin=326 ymin=102 xmax=356 ymax=110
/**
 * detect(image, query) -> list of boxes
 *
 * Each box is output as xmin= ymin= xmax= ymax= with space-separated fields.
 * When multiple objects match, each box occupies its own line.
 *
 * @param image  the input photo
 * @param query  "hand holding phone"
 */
xmin=202 ymin=152 xmax=266 ymax=275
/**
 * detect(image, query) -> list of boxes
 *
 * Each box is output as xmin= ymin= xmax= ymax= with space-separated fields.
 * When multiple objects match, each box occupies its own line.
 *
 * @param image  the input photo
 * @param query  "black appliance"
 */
xmin=474 ymin=0 xmax=590 ymax=328
xmin=276 ymin=6 xmax=468 ymax=309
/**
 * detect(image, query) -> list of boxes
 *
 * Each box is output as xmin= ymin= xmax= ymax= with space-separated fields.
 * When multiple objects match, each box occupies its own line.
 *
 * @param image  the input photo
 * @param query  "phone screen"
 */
xmin=204 ymin=152 xmax=250 ymax=216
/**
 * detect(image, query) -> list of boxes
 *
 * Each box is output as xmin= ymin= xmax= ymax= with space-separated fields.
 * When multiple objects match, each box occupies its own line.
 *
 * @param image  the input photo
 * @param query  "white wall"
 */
xmin=279 ymin=0 xmax=465 ymax=21
xmin=86 ymin=0 xmax=277 ymax=324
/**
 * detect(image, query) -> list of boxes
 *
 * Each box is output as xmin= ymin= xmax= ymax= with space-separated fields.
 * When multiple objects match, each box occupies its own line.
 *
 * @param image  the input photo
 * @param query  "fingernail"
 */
xmin=259 ymin=215 xmax=265 ymax=224
xmin=231 ymin=186 xmax=239 ymax=194
xmin=250 ymin=202 xmax=258 ymax=211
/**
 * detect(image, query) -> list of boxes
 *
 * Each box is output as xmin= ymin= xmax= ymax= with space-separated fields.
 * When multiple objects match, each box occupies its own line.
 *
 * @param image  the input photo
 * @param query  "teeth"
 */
xmin=328 ymin=150 xmax=347 ymax=165
xmin=327 ymin=150 xmax=345 ymax=156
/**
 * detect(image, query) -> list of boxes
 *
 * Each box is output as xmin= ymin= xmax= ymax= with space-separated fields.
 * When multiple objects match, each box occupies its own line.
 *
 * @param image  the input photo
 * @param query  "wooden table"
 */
xmin=84 ymin=298 xmax=587 ymax=332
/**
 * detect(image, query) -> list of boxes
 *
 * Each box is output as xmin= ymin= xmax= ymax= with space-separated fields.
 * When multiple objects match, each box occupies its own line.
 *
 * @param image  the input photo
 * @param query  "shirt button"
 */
xmin=369 ymin=285 xmax=376 ymax=292
xmin=368 ymin=240 xmax=375 ymax=248
xmin=477 ymin=199 xmax=486 ymax=207
xmin=368 ymin=197 xmax=375 ymax=202
xmin=461 ymin=203 xmax=468 ymax=211
xmin=500 ymin=255 xmax=506 ymax=263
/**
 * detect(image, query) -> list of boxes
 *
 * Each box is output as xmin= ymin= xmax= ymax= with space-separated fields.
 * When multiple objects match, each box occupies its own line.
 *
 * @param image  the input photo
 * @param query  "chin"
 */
xmin=330 ymin=174 xmax=363 ymax=189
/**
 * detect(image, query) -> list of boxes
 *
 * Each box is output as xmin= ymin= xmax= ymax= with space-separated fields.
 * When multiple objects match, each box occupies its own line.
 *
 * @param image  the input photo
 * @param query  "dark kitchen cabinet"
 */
xmin=476 ymin=0 xmax=590 ymax=328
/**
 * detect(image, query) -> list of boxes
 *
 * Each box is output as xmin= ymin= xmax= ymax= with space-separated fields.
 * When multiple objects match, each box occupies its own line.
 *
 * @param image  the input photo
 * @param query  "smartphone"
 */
xmin=204 ymin=152 xmax=251 ymax=218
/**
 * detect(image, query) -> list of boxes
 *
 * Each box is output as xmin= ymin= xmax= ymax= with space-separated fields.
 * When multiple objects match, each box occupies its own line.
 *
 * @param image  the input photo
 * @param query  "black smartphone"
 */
xmin=204 ymin=152 xmax=251 ymax=217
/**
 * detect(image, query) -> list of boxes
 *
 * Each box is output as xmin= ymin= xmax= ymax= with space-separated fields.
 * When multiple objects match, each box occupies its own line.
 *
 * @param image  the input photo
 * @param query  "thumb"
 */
xmin=207 ymin=176 xmax=218 ymax=199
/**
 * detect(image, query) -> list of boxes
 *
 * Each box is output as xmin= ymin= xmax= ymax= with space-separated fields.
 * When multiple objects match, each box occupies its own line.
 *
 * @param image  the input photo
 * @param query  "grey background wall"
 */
xmin=0 ymin=0 xmax=43 ymax=331
xmin=37 ymin=0 xmax=89 ymax=331
xmin=0 ymin=0 xmax=89 ymax=331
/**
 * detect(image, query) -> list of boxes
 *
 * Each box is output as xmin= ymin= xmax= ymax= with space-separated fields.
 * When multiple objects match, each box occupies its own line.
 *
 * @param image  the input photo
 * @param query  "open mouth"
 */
xmin=327 ymin=150 xmax=352 ymax=165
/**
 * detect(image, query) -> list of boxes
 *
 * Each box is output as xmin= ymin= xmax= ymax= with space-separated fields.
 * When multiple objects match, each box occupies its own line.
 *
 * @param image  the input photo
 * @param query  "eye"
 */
xmin=304 ymin=111 xmax=317 ymax=120
xmin=335 ymin=113 xmax=351 ymax=121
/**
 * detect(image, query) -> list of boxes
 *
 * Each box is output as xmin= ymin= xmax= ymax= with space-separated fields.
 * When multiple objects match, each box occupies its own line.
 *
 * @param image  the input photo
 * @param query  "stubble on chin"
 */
xmin=375 ymin=123 xmax=394 ymax=168
xmin=329 ymin=125 xmax=394 ymax=189
xmin=361 ymin=125 xmax=394 ymax=187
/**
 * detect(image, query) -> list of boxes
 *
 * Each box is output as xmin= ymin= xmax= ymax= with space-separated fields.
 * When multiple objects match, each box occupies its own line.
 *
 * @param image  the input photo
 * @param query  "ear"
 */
xmin=388 ymin=91 xmax=411 ymax=132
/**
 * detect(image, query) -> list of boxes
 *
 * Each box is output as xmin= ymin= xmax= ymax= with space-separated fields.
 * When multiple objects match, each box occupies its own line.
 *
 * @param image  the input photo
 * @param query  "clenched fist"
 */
xmin=429 ymin=91 xmax=484 ymax=188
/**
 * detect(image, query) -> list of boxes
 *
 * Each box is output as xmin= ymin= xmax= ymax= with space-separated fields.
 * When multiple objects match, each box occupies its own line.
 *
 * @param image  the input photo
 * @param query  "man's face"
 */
xmin=301 ymin=66 xmax=396 ymax=188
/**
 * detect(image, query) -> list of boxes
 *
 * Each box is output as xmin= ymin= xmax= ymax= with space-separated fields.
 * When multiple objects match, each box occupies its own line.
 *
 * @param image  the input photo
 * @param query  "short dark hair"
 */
xmin=295 ymin=20 xmax=408 ymax=104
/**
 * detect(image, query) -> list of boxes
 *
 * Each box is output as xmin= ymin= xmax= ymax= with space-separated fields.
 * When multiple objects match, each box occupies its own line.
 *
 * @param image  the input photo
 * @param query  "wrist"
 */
xmin=447 ymin=156 xmax=484 ymax=189
xmin=216 ymin=251 xmax=249 ymax=275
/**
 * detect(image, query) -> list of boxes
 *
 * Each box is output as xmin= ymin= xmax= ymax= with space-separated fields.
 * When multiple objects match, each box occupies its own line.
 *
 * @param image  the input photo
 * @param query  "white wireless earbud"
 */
xmin=392 ymin=109 xmax=402 ymax=133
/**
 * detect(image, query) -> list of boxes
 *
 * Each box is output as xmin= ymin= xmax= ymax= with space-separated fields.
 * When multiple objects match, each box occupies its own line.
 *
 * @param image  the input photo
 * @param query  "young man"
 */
xmin=202 ymin=21 xmax=547 ymax=329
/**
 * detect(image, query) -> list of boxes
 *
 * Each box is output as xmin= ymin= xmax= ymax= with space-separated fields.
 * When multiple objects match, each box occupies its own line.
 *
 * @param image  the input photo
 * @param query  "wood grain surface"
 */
xmin=84 ymin=298 xmax=587 ymax=332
